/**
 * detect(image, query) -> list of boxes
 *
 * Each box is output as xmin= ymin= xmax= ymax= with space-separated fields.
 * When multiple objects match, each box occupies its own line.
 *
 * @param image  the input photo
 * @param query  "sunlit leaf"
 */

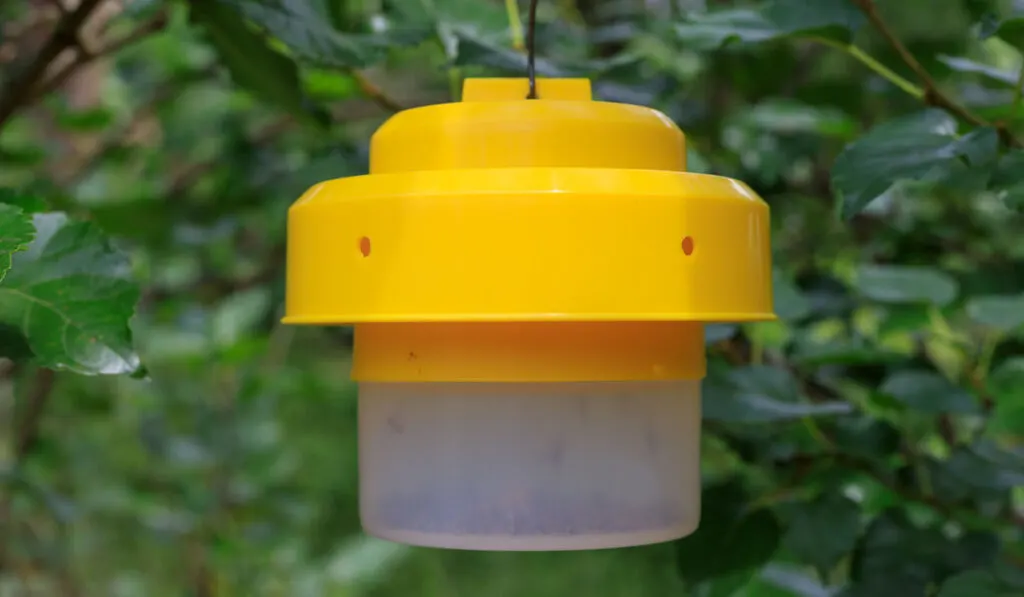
xmin=0 ymin=213 xmax=141 ymax=374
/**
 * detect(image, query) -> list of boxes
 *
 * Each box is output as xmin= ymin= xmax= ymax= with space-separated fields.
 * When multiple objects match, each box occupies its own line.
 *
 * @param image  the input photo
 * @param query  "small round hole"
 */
xmin=681 ymin=236 xmax=695 ymax=256
xmin=358 ymin=236 xmax=371 ymax=257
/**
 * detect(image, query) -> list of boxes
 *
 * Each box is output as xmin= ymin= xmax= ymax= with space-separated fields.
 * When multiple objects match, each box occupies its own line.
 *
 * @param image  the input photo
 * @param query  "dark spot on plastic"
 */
xmin=681 ymin=236 xmax=694 ymax=256
xmin=359 ymin=236 xmax=371 ymax=257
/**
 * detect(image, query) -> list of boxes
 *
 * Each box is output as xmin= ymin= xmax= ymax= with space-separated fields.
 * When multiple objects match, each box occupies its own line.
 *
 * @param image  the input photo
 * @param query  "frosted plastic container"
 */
xmin=358 ymin=380 xmax=701 ymax=550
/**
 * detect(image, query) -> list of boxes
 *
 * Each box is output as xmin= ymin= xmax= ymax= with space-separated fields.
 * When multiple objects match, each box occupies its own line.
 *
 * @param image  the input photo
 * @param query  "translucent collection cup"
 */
xmin=358 ymin=379 xmax=701 ymax=550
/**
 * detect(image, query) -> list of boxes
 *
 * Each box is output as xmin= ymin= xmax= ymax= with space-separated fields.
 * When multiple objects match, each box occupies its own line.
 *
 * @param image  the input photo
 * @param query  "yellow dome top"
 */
xmin=370 ymin=79 xmax=686 ymax=173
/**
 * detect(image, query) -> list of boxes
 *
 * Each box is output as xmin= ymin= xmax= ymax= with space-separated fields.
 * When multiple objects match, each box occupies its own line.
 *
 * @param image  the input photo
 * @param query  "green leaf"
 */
xmin=675 ymin=10 xmax=779 ymax=49
xmin=989 ymin=150 xmax=1024 ymax=210
xmin=878 ymin=370 xmax=978 ymax=414
xmin=450 ymin=31 xmax=567 ymax=75
xmin=761 ymin=0 xmax=865 ymax=43
xmin=937 ymin=55 xmax=1018 ymax=86
xmin=0 ymin=204 xmax=35 ymax=283
xmin=54 ymin=106 xmax=115 ymax=132
xmin=854 ymin=264 xmax=959 ymax=306
xmin=211 ymin=288 xmax=272 ymax=348
xmin=965 ymin=0 xmax=1000 ymax=24
xmin=449 ymin=29 xmax=636 ymax=78
xmin=0 ymin=188 xmax=47 ymax=213
xmin=740 ymin=99 xmax=858 ymax=139
xmin=794 ymin=338 xmax=907 ymax=367
xmin=675 ymin=480 xmax=782 ymax=584
xmin=220 ymin=0 xmax=392 ymax=68
xmin=760 ymin=565 xmax=834 ymax=597
xmin=0 ymin=213 xmax=141 ymax=375
xmin=938 ymin=571 xmax=1016 ymax=597
xmin=831 ymin=111 xmax=1001 ymax=219
xmin=302 ymin=67 xmax=359 ymax=100
xmin=988 ymin=357 xmax=1024 ymax=434
xmin=773 ymin=270 xmax=812 ymax=320
xmin=784 ymin=492 xmax=861 ymax=577
xmin=847 ymin=511 xmax=955 ymax=597
xmin=984 ymin=15 xmax=1024 ymax=48
xmin=831 ymin=417 xmax=902 ymax=460
xmin=703 ymin=366 xmax=853 ymax=422
xmin=928 ymin=442 xmax=1024 ymax=500
xmin=189 ymin=0 xmax=328 ymax=128
xmin=675 ymin=0 xmax=864 ymax=49
xmin=966 ymin=294 xmax=1024 ymax=331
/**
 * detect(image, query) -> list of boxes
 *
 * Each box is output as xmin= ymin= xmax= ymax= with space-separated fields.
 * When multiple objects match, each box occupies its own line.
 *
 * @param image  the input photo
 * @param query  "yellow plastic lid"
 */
xmin=283 ymin=78 xmax=774 ymax=381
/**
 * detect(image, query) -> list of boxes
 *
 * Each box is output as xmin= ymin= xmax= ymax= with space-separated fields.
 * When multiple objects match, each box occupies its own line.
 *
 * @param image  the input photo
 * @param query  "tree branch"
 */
xmin=0 ymin=0 xmax=105 ymax=130
xmin=29 ymin=8 xmax=170 ymax=105
xmin=61 ymin=65 xmax=218 ymax=187
xmin=851 ymin=0 xmax=1021 ymax=148
xmin=351 ymin=71 xmax=405 ymax=113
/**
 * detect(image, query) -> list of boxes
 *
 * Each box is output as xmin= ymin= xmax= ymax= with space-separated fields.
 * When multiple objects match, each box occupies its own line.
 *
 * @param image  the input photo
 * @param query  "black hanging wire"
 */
xmin=526 ymin=0 xmax=539 ymax=99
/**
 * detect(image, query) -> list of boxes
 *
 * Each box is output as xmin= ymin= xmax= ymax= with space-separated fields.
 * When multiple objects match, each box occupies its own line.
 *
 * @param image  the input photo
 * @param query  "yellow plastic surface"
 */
xmin=352 ymin=322 xmax=705 ymax=382
xmin=284 ymin=78 xmax=773 ymax=381
xmin=286 ymin=169 xmax=771 ymax=322
xmin=369 ymin=78 xmax=686 ymax=173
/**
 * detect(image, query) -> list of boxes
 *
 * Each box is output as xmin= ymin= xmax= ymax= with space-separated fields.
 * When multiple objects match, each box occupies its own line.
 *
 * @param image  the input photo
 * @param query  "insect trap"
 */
xmin=283 ymin=77 xmax=773 ymax=550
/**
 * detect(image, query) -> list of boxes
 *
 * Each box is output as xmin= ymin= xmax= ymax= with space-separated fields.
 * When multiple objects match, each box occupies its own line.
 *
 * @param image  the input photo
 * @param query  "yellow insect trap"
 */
xmin=284 ymin=78 xmax=774 ymax=551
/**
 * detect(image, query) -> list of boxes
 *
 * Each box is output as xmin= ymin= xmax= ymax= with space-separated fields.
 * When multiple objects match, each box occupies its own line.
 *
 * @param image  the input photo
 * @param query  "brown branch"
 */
xmin=351 ymin=71 xmax=405 ymax=113
xmin=852 ymin=0 xmax=1021 ymax=148
xmin=0 ymin=0 xmax=105 ymax=130
xmin=61 ymin=65 xmax=219 ymax=187
xmin=30 ymin=8 xmax=170 ymax=104
xmin=44 ymin=0 xmax=70 ymax=16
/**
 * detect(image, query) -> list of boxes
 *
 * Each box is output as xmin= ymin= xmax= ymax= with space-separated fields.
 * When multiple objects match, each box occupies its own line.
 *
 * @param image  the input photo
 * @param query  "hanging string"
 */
xmin=526 ymin=0 xmax=539 ymax=99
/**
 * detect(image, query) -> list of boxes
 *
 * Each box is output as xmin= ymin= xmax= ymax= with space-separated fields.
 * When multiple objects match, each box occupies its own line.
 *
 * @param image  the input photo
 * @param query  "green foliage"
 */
xmin=0 ymin=0 xmax=1023 ymax=595
xmin=189 ymin=0 xmax=330 ymax=128
xmin=675 ymin=0 xmax=864 ymax=49
xmin=219 ymin=0 xmax=403 ymax=67
xmin=854 ymin=264 xmax=960 ymax=306
xmin=0 ymin=213 xmax=140 ymax=374
xmin=675 ymin=481 xmax=782 ymax=586
xmin=782 ymin=492 xmax=861 ymax=578
xmin=0 ymin=203 xmax=34 ymax=283
xmin=938 ymin=570 xmax=1018 ymax=597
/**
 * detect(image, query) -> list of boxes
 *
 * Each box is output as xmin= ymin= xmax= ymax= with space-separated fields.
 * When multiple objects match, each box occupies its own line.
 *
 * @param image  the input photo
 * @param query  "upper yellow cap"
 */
xmin=284 ymin=78 xmax=773 ymax=325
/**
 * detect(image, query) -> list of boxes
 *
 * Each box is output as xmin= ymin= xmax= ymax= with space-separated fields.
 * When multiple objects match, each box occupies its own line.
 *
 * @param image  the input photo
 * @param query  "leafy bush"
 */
xmin=0 ymin=0 xmax=1022 ymax=596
